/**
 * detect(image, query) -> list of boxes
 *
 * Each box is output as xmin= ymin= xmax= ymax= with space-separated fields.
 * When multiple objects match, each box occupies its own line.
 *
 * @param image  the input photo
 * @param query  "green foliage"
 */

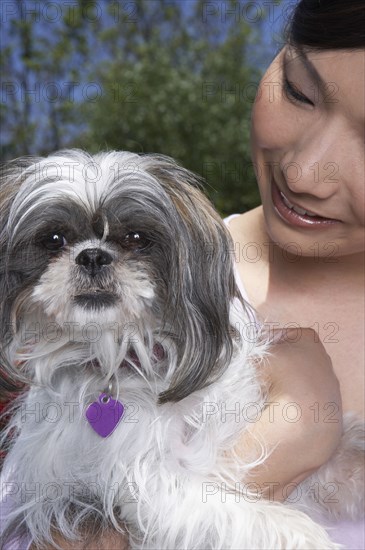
xmin=1 ymin=0 xmax=283 ymax=214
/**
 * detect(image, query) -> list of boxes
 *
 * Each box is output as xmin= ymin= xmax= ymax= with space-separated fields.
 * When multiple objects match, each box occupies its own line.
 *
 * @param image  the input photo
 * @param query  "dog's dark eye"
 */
xmin=121 ymin=232 xmax=150 ymax=251
xmin=41 ymin=233 xmax=68 ymax=251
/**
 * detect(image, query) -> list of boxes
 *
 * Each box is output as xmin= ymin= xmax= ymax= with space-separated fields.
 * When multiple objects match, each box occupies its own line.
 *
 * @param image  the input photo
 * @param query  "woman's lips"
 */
xmin=271 ymin=180 xmax=341 ymax=228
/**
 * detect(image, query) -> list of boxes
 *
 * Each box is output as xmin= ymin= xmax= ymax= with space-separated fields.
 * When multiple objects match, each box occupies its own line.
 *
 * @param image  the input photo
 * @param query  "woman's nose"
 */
xmin=281 ymin=155 xmax=340 ymax=198
xmin=281 ymin=121 xmax=361 ymax=199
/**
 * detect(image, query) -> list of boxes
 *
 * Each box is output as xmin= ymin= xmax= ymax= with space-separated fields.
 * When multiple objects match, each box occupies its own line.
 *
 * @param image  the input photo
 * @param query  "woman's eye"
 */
xmin=41 ymin=233 xmax=68 ymax=251
xmin=121 ymin=232 xmax=150 ymax=251
xmin=283 ymin=77 xmax=314 ymax=106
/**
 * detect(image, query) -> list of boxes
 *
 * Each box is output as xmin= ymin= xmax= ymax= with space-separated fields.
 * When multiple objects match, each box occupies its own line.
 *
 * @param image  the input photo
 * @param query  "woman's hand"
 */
xmin=234 ymin=328 xmax=343 ymax=502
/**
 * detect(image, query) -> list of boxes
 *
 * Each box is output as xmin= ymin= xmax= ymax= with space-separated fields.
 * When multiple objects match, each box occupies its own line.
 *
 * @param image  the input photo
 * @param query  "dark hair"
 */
xmin=286 ymin=0 xmax=365 ymax=50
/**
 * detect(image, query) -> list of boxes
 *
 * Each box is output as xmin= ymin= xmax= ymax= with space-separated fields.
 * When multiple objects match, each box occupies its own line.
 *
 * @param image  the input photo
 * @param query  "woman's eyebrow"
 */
xmin=286 ymin=46 xmax=327 ymax=95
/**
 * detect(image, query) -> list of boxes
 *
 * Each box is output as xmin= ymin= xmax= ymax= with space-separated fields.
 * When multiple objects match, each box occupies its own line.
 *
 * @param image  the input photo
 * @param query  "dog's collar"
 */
xmin=121 ymin=342 xmax=165 ymax=369
xmin=88 ymin=342 xmax=165 ymax=371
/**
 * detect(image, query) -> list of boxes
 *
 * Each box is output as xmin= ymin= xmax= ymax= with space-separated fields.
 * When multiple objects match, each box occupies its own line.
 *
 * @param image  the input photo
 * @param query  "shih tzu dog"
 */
xmin=0 ymin=150 xmax=363 ymax=549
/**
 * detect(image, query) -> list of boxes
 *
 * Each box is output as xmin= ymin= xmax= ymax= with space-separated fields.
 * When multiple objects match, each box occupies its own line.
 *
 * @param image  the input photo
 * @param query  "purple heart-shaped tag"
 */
xmin=86 ymin=393 xmax=124 ymax=438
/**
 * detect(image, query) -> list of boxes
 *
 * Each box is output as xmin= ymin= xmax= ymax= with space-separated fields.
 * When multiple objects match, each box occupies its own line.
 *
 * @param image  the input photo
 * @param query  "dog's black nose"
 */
xmin=75 ymin=248 xmax=113 ymax=276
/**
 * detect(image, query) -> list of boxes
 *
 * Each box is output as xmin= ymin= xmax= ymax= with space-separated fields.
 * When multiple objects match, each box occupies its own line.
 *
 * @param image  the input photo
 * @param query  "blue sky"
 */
xmin=0 ymin=0 xmax=297 ymax=155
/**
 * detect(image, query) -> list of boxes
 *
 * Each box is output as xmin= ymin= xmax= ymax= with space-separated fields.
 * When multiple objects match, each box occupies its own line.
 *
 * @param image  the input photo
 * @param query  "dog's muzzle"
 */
xmin=74 ymin=247 xmax=116 ymax=308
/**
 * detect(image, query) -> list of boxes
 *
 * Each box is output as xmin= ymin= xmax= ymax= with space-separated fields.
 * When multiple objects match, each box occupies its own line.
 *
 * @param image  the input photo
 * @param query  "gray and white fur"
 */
xmin=0 ymin=150 xmax=363 ymax=549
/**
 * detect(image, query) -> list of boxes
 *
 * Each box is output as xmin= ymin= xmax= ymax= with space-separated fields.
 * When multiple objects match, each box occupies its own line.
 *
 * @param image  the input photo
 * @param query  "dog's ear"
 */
xmin=0 ymin=158 xmax=41 ymax=394
xmin=143 ymin=156 xmax=244 ymax=404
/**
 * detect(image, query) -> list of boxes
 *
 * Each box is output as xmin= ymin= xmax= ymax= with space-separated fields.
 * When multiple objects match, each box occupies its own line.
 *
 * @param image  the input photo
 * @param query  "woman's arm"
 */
xmin=234 ymin=328 xmax=343 ymax=502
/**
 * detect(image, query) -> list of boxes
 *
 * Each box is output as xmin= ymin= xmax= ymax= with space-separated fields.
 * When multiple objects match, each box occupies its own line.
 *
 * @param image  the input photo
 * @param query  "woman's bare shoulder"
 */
xmin=226 ymin=207 xmax=264 ymax=241
xmin=226 ymin=207 xmax=270 ymax=305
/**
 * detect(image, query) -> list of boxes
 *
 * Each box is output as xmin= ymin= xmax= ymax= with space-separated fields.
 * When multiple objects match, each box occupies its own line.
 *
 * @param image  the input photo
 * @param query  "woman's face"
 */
xmin=250 ymin=45 xmax=365 ymax=258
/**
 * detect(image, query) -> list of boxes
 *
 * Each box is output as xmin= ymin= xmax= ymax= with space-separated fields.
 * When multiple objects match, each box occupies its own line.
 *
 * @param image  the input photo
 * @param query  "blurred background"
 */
xmin=0 ymin=0 xmax=294 ymax=215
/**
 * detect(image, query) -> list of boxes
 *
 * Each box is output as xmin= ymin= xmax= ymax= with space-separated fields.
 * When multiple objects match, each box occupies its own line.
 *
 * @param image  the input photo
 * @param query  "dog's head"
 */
xmin=0 ymin=150 xmax=245 ymax=402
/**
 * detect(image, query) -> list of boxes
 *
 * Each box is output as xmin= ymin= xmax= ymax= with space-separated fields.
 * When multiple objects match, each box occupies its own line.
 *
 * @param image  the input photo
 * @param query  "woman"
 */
xmin=225 ymin=0 xmax=364 ymax=547
xmin=3 ymin=0 xmax=364 ymax=548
